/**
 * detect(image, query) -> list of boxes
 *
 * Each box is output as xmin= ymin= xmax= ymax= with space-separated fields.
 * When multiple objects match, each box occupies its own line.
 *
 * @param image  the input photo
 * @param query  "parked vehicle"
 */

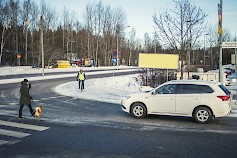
xmin=121 ymin=80 xmax=233 ymax=124
xmin=224 ymin=68 xmax=235 ymax=73
xmin=71 ymin=59 xmax=82 ymax=66
xmin=224 ymin=68 xmax=232 ymax=76
xmin=177 ymin=72 xmax=230 ymax=86
xmin=31 ymin=64 xmax=42 ymax=68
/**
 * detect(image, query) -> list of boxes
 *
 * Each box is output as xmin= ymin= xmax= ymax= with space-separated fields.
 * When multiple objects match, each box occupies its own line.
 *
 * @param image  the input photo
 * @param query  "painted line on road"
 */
xmin=0 ymin=139 xmax=20 ymax=145
xmin=0 ymin=120 xmax=49 ymax=131
xmin=34 ymin=95 xmax=66 ymax=101
xmin=0 ymin=129 xmax=30 ymax=138
xmin=0 ymin=139 xmax=9 ymax=145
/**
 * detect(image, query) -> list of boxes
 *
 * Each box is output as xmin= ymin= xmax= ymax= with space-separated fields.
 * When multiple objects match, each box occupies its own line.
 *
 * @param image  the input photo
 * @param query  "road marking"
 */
xmin=35 ymin=95 xmax=66 ymax=101
xmin=0 ymin=139 xmax=20 ymax=145
xmin=0 ymin=120 xmax=49 ymax=131
xmin=0 ymin=129 xmax=30 ymax=138
xmin=0 ymin=139 xmax=9 ymax=145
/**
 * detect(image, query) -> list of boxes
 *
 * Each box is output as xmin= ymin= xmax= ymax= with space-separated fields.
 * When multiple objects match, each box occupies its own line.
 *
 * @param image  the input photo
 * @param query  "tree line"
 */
xmin=0 ymin=0 xmax=235 ymax=71
xmin=0 ymin=0 xmax=150 ymax=67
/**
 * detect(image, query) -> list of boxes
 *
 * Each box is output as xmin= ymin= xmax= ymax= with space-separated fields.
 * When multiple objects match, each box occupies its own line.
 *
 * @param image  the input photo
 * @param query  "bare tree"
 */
xmin=153 ymin=0 xmax=207 ymax=78
xmin=208 ymin=25 xmax=234 ymax=67
xmin=0 ymin=0 xmax=131 ymax=67
xmin=22 ymin=0 xmax=32 ymax=65
xmin=83 ymin=1 xmax=126 ymax=66
xmin=0 ymin=1 xmax=13 ymax=64
xmin=29 ymin=1 xmax=39 ymax=64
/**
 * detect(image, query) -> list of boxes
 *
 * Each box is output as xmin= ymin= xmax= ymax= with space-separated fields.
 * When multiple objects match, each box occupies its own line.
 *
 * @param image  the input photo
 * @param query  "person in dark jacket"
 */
xmin=19 ymin=79 xmax=35 ymax=119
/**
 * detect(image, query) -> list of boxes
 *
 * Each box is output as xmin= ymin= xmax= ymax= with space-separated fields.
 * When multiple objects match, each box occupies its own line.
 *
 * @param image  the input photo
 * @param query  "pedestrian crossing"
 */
xmin=0 ymin=119 xmax=49 ymax=146
xmin=0 ymin=120 xmax=49 ymax=131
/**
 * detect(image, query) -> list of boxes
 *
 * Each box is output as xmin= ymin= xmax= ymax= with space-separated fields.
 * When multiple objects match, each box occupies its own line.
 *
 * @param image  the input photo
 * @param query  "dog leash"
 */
xmin=31 ymin=99 xmax=37 ymax=107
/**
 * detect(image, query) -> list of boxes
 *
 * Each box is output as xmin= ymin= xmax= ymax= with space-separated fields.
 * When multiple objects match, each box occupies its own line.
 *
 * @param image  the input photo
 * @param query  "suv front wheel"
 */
xmin=193 ymin=107 xmax=212 ymax=124
xmin=131 ymin=103 xmax=147 ymax=118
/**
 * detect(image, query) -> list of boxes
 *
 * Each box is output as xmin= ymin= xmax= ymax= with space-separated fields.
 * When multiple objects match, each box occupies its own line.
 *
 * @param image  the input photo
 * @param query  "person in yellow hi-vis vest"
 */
xmin=76 ymin=69 xmax=86 ymax=90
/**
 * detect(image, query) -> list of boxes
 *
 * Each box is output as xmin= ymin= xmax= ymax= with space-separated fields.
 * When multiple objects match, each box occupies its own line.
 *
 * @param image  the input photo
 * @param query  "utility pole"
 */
xmin=40 ymin=16 xmax=44 ymax=76
xmin=218 ymin=0 xmax=223 ymax=83
xmin=204 ymin=35 xmax=206 ymax=65
xmin=235 ymin=33 xmax=237 ymax=72
xmin=116 ymin=29 xmax=119 ymax=70
xmin=66 ymin=41 xmax=69 ymax=61
xmin=128 ymin=40 xmax=131 ymax=66
xmin=25 ymin=18 xmax=29 ymax=66
xmin=187 ymin=14 xmax=192 ymax=77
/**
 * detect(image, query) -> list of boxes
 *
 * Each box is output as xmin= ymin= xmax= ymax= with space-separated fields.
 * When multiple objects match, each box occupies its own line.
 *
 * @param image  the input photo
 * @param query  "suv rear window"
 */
xmin=176 ymin=84 xmax=214 ymax=94
xmin=198 ymin=85 xmax=214 ymax=93
xmin=219 ymin=85 xmax=231 ymax=95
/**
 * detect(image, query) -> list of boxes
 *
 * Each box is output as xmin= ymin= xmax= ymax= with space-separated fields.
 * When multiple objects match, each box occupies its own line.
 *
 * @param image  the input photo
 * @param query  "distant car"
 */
xmin=31 ymin=64 xmax=42 ymax=68
xmin=223 ymin=68 xmax=232 ymax=76
xmin=224 ymin=68 xmax=235 ymax=73
xmin=71 ymin=60 xmax=82 ymax=66
xmin=121 ymin=80 xmax=233 ymax=124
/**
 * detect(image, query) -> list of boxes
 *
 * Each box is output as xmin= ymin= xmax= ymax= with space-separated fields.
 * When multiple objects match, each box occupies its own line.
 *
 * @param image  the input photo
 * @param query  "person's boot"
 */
xmin=19 ymin=111 xmax=22 ymax=119
xmin=19 ymin=114 xmax=23 ymax=119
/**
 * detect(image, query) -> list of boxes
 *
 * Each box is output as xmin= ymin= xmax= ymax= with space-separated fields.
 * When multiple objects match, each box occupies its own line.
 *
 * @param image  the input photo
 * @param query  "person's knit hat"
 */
xmin=23 ymin=79 xmax=28 ymax=82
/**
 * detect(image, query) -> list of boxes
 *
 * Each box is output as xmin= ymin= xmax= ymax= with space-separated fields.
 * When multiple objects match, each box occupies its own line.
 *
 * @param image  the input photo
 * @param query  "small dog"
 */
xmin=34 ymin=104 xmax=43 ymax=120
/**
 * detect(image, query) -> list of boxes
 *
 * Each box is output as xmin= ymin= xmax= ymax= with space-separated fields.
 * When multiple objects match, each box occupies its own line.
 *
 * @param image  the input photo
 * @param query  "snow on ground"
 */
xmin=0 ymin=65 xmax=131 ymax=76
xmin=54 ymin=74 xmax=153 ymax=104
xmin=0 ymin=66 xmax=237 ymax=118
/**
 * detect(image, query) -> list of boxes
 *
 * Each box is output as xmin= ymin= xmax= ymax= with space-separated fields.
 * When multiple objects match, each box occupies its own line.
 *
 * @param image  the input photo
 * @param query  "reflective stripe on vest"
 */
xmin=79 ymin=72 xmax=85 ymax=80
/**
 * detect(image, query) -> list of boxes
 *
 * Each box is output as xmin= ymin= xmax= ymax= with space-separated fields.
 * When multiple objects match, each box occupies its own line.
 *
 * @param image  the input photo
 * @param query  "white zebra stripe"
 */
xmin=0 ymin=139 xmax=9 ymax=145
xmin=0 ymin=120 xmax=49 ymax=131
xmin=0 ymin=129 xmax=30 ymax=138
xmin=0 ymin=139 xmax=21 ymax=145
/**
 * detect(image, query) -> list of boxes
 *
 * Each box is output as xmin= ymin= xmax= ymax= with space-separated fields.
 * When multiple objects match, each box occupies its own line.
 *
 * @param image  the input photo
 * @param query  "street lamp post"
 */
xmin=116 ymin=34 xmax=119 ymax=70
xmin=40 ymin=16 xmax=44 ymax=76
xmin=235 ymin=34 xmax=237 ymax=71
xmin=187 ymin=20 xmax=192 ymax=76
xmin=67 ymin=41 xmax=75 ymax=61
xmin=128 ymin=40 xmax=131 ymax=66
xmin=67 ymin=42 xmax=69 ymax=61
xmin=116 ymin=25 xmax=131 ymax=70
xmin=25 ymin=18 xmax=30 ymax=66
xmin=203 ymin=33 xmax=210 ymax=66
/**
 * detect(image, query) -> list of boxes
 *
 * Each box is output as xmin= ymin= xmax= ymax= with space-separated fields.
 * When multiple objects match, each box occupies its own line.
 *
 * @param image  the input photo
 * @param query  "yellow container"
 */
xmin=57 ymin=60 xmax=70 ymax=68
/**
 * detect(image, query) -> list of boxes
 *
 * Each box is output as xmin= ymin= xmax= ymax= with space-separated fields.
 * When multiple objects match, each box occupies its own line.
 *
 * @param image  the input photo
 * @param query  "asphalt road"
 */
xmin=1 ymin=70 xmax=237 ymax=158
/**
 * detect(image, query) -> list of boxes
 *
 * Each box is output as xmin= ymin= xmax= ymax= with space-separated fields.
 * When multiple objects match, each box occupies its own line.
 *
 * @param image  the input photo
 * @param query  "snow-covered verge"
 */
xmin=54 ymin=74 xmax=153 ymax=104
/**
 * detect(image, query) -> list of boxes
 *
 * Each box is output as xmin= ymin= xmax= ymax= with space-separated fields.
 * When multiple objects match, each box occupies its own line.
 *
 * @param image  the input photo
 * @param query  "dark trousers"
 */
xmin=19 ymin=104 xmax=34 ymax=118
xmin=78 ymin=80 xmax=84 ymax=89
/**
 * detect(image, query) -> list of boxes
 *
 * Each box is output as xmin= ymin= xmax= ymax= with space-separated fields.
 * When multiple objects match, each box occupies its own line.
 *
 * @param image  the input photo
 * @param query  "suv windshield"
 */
xmin=219 ymin=85 xmax=231 ymax=95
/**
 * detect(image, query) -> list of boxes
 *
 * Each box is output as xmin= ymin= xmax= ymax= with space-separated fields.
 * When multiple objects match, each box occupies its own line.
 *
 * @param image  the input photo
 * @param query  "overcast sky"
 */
xmin=40 ymin=0 xmax=237 ymax=39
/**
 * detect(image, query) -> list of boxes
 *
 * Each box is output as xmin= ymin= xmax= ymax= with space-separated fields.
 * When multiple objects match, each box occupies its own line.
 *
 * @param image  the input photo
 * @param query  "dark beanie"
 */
xmin=23 ymin=79 xmax=28 ymax=82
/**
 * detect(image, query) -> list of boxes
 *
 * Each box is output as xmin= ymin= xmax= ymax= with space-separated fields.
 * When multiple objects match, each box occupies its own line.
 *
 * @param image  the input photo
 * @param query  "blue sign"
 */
xmin=113 ymin=51 xmax=117 ymax=56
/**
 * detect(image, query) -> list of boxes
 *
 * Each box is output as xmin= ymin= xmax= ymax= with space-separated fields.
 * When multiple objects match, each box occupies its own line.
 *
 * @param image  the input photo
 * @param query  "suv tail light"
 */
xmin=217 ymin=95 xmax=230 ymax=101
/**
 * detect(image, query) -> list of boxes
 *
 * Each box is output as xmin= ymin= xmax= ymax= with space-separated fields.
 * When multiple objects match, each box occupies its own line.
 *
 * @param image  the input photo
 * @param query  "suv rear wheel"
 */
xmin=131 ymin=103 xmax=147 ymax=118
xmin=193 ymin=107 xmax=212 ymax=124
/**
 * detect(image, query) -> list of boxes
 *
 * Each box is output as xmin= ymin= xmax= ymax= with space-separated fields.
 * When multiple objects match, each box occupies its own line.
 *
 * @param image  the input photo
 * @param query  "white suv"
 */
xmin=121 ymin=80 xmax=233 ymax=123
